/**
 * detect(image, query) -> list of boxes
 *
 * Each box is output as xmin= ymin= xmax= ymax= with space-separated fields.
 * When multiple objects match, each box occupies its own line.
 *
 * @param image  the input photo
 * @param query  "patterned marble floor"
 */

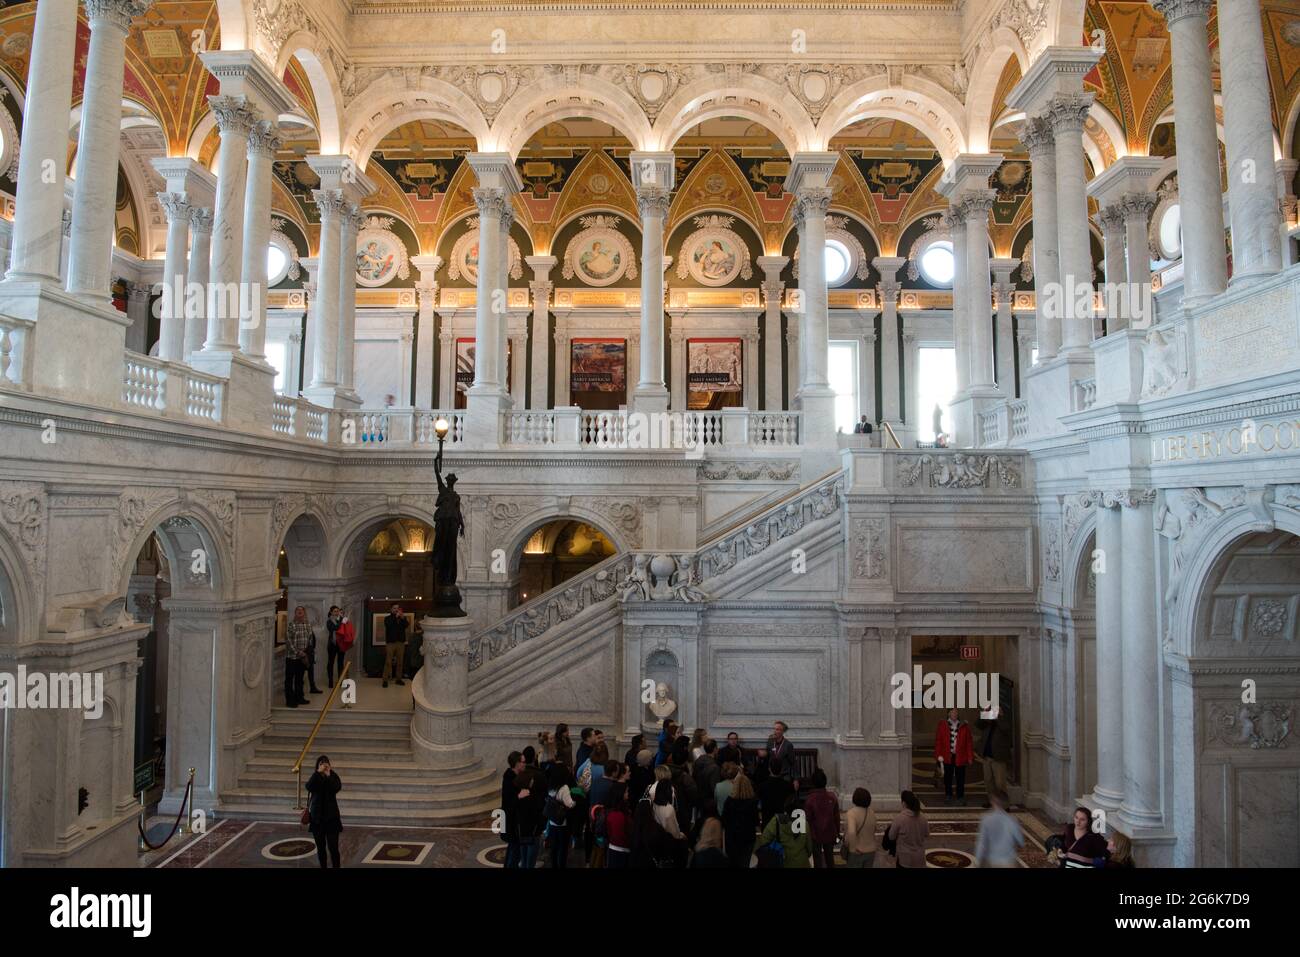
xmin=140 ymin=808 xmax=1058 ymax=868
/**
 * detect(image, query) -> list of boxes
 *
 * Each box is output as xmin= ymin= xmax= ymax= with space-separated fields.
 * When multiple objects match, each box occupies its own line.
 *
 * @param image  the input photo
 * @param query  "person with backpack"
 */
xmin=630 ymin=796 xmax=679 ymax=868
xmin=544 ymin=763 xmax=576 ymax=868
xmin=758 ymin=794 xmax=811 ymax=868
xmin=802 ymin=769 xmax=841 ymax=868
xmin=842 ymin=788 xmax=878 ymax=868
xmin=513 ymin=761 xmax=545 ymax=869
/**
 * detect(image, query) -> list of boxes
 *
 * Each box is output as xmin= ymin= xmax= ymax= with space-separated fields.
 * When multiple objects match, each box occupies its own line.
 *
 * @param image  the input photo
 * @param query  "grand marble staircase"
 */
xmin=218 ymin=706 xmax=499 ymax=826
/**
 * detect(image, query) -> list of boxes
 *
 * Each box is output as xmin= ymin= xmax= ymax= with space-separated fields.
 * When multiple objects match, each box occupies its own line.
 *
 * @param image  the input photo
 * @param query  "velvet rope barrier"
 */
xmin=138 ymin=769 xmax=194 ymax=851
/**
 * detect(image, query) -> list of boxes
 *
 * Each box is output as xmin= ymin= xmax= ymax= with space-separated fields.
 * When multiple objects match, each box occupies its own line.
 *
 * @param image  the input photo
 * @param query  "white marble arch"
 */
xmin=1169 ymin=501 xmax=1300 ymax=659
xmin=1047 ymin=0 xmax=1089 ymax=55
xmin=274 ymin=36 xmax=343 ymax=155
xmin=344 ymin=74 xmax=489 ymax=170
xmin=486 ymin=76 xmax=653 ymax=157
xmin=276 ymin=510 xmax=332 ymax=582
xmin=114 ymin=503 xmax=233 ymax=604
xmin=330 ymin=504 xmax=467 ymax=581
xmin=651 ymin=74 xmax=814 ymax=157
xmin=0 ymin=525 xmax=35 ymax=646
xmin=815 ymin=75 xmax=967 ymax=164
xmin=499 ymin=508 xmax=629 ymax=577
xmin=1283 ymin=89 xmax=1300 ymax=161
xmin=966 ymin=29 xmax=1032 ymax=154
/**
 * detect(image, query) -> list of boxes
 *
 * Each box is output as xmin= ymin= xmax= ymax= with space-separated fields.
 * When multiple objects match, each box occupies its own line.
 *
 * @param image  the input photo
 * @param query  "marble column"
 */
xmin=1115 ymin=489 xmax=1161 ymax=830
xmin=873 ymin=256 xmax=906 ymax=428
xmin=1217 ymin=0 xmax=1282 ymax=280
xmin=66 ymin=0 xmax=153 ymax=301
xmin=156 ymin=193 xmax=191 ymax=361
xmin=1097 ymin=204 xmax=1127 ymax=334
xmin=990 ymin=259 xmax=1018 ymax=396
xmin=183 ymin=208 xmax=212 ymax=361
xmin=1016 ymin=329 xmax=1035 ymax=390
xmin=526 ymin=255 xmax=556 ymax=410
xmin=336 ymin=204 xmax=362 ymax=399
xmin=298 ymin=264 xmax=317 ymax=389
xmin=793 ymin=187 xmax=833 ymax=401
xmin=946 ymin=204 xmax=969 ymax=397
xmin=308 ymin=189 xmax=345 ymax=389
xmin=124 ymin=279 xmax=151 ymax=354
xmin=634 ymin=184 xmax=671 ymax=412
xmin=1092 ymin=498 xmax=1125 ymax=811
xmin=411 ymin=254 xmax=441 ymax=409
xmin=1275 ymin=159 xmax=1299 ymax=267
xmin=469 ymin=187 xmax=505 ymax=395
xmin=1121 ymin=192 xmax=1156 ymax=326
xmin=5 ymin=0 xmax=77 ymax=282
xmin=1047 ymin=92 xmax=1096 ymax=352
xmin=201 ymin=95 xmax=255 ymax=353
xmin=1153 ymin=0 xmax=1227 ymax=303
xmin=497 ymin=199 xmax=514 ymax=404
xmin=757 ymin=255 xmax=787 ymax=411
xmin=238 ymin=120 xmax=280 ymax=360
xmin=1021 ymin=117 xmax=1061 ymax=360
xmin=963 ymin=190 xmax=998 ymax=391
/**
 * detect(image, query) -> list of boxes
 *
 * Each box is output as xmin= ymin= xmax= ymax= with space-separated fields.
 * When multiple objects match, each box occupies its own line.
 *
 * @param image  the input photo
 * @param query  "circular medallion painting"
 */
xmin=681 ymin=232 xmax=743 ymax=285
xmin=588 ymin=172 xmax=611 ymax=195
xmin=562 ymin=215 xmax=637 ymax=287
xmin=448 ymin=226 xmax=524 ymax=284
xmin=355 ymin=217 xmax=410 ymax=288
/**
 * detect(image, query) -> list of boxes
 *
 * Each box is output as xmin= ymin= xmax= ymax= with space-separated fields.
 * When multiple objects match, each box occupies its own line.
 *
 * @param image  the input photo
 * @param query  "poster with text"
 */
xmin=687 ymin=338 xmax=743 ymax=393
xmin=570 ymin=339 xmax=626 ymax=393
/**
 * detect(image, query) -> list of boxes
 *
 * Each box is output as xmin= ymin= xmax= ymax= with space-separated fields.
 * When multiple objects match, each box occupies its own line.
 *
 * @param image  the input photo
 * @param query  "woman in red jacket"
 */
xmin=934 ymin=707 xmax=974 ymax=806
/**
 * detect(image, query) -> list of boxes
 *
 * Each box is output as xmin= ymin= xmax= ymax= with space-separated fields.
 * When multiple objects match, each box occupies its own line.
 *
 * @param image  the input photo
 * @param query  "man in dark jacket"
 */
xmin=668 ymin=756 xmax=698 ymax=837
xmin=382 ymin=604 xmax=408 ymax=687
xmin=978 ymin=705 xmax=1013 ymax=806
xmin=692 ymin=738 xmax=722 ymax=810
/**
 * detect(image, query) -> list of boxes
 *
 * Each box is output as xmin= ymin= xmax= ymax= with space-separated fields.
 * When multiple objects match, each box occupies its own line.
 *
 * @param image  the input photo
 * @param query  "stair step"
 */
xmin=220 ymin=785 xmax=498 ymax=812
xmin=214 ymin=799 xmax=496 ymax=827
xmin=236 ymin=768 xmax=497 ymax=791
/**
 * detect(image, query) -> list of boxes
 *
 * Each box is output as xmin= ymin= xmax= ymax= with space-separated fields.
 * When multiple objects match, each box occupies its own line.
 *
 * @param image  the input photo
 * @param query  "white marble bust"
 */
xmin=648 ymin=681 xmax=677 ymax=720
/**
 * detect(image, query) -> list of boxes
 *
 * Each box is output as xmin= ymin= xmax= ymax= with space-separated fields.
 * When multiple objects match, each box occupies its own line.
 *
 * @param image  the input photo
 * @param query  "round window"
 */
xmin=267 ymin=242 xmax=291 ymax=287
xmin=824 ymin=238 xmax=852 ymax=286
xmin=919 ymin=240 xmax=955 ymax=286
xmin=1158 ymin=203 xmax=1182 ymax=261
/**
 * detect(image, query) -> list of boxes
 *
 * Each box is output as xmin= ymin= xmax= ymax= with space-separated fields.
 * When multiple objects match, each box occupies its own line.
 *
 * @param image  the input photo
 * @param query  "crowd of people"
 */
xmin=497 ymin=718 xmax=1138 ymax=870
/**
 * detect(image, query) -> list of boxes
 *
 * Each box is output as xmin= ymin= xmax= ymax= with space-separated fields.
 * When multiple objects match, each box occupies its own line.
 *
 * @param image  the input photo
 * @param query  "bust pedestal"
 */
xmin=410 ymin=615 xmax=476 ymax=769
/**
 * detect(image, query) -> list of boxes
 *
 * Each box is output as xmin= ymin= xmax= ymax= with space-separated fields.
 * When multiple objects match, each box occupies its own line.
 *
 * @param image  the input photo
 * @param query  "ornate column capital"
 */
xmin=83 ymin=0 xmax=153 ymax=32
xmin=207 ymin=94 xmax=257 ymax=138
xmin=1046 ymin=92 xmax=1096 ymax=136
xmin=1151 ymin=0 xmax=1213 ymax=27
xmin=792 ymin=187 xmax=833 ymax=225
xmin=312 ymin=188 xmax=346 ymax=222
xmin=877 ymin=280 xmax=902 ymax=305
xmin=529 ymin=280 xmax=553 ymax=306
xmin=942 ymin=204 xmax=966 ymax=230
xmin=472 ymin=186 xmax=510 ymax=220
xmin=1100 ymin=488 xmax=1158 ymax=510
xmin=1097 ymin=204 xmax=1126 ymax=234
xmin=761 ymin=278 xmax=784 ymax=307
xmin=1020 ymin=115 xmax=1056 ymax=157
xmin=156 ymin=192 xmax=191 ymax=223
xmin=246 ymin=119 xmax=282 ymax=159
xmin=635 ymin=185 xmax=672 ymax=219
xmin=960 ymin=189 xmax=997 ymax=223
xmin=125 ymin=279 xmax=153 ymax=301
xmin=1119 ymin=191 xmax=1158 ymax=224
xmin=189 ymin=206 xmax=214 ymax=235
xmin=992 ymin=282 xmax=1015 ymax=308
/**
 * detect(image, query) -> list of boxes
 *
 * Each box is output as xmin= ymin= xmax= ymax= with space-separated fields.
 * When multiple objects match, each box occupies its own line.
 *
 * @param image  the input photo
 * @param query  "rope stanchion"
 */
xmin=138 ymin=768 xmax=195 ymax=852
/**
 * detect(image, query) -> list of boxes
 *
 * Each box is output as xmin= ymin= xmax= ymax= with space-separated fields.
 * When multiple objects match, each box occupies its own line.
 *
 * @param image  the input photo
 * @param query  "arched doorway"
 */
xmin=512 ymin=519 xmax=618 ymax=608
xmin=1184 ymin=529 xmax=1300 ymax=867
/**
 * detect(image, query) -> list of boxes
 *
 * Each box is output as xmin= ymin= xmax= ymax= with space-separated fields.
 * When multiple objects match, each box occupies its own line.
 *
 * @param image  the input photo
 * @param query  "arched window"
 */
xmin=267 ymin=240 xmax=292 ymax=287
xmin=1157 ymin=203 xmax=1182 ymax=261
xmin=824 ymin=238 xmax=852 ymax=286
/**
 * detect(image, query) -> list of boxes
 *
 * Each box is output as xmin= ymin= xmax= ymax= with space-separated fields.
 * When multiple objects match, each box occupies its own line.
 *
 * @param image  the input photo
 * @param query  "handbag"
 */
xmin=300 ymin=808 xmax=311 ymax=826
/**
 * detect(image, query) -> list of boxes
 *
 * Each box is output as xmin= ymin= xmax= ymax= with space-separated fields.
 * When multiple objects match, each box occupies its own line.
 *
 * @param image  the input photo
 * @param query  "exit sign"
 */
xmin=960 ymin=645 xmax=980 ymax=660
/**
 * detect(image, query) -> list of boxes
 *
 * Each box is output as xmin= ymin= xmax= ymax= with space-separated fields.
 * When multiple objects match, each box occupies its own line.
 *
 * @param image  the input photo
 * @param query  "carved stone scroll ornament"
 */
xmin=1210 ymin=702 xmax=1293 ymax=750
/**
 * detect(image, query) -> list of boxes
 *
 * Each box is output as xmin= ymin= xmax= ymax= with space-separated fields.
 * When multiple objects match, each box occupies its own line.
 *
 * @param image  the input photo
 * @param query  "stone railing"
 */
xmin=978 ymin=408 xmax=1002 ymax=447
xmin=1072 ymin=376 xmax=1097 ymax=412
xmin=467 ymin=470 xmax=844 ymax=672
xmin=1009 ymin=399 xmax=1029 ymax=442
xmin=121 ymin=352 xmax=230 ymax=425
xmin=270 ymin=395 xmax=329 ymax=443
xmin=339 ymin=409 xmax=465 ymax=446
xmin=505 ymin=409 xmax=558 ymax=445
xmin=122 ymin=353 xmax=168 ymax=411
xmin=749 ymin=411 xmax=800 ymax=447
xmin=0 ymin=314 xmax=33 ymax=391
